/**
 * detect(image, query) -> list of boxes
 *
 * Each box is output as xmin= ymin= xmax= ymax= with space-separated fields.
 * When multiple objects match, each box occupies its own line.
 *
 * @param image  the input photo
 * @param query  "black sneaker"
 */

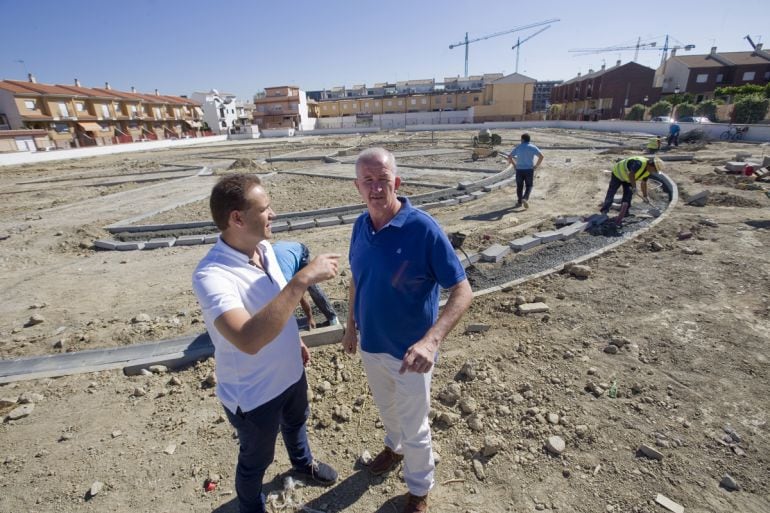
xmin=294 ymin=460 xmax=338 ymax=485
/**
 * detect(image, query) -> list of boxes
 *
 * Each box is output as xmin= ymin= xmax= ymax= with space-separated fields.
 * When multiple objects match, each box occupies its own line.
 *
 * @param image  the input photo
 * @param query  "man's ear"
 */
xmin=394 ymin=176 xmax=402 ymax=190
xmin=229 ymin=209 xmax=243 ymax=228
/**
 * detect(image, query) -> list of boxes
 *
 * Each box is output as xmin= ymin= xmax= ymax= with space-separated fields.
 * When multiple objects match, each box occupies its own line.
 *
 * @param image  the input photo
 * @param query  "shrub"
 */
xmin=734 ymin=94 xmax=769 ymax=124
xmin=625 ymin=104 xmax=646 ymax=120
xmin=675 ymin=103 xmax=696 ymax=118
xmin=649 ymin=101 xmax=671 ymax=117
xmin=695 ymin=100 xmax=720 ymax=121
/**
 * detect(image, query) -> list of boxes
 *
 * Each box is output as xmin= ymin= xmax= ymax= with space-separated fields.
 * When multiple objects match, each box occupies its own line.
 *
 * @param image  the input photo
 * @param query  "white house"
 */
xmin=190 ymin=89 xmax=241 ymax=134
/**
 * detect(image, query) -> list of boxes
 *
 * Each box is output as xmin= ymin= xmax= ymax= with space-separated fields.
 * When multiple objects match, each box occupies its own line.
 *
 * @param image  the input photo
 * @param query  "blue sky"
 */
xmin=0 ymin=0 xmax=767 ymax=100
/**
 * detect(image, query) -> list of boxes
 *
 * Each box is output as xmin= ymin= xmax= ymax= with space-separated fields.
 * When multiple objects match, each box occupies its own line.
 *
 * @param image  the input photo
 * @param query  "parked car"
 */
xmin=677 ymin=116 xmax=712 ymax=123
xmin=651 ymin=116 xmax=673 ymax=122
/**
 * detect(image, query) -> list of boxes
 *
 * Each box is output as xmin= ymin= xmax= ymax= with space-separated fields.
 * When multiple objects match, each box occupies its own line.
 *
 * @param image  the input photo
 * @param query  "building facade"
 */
xmin=0 ymin=75 xmax=204 ymax=151
xmin=252 ymin=86 xmax=313 ymax=131
xmin=191 ymin=89 xmax=247 ymax=134
xmin=532 ymin=80 xmax=562 ymax=112
xmin=550 ymin=61 xmax=658 ymax=120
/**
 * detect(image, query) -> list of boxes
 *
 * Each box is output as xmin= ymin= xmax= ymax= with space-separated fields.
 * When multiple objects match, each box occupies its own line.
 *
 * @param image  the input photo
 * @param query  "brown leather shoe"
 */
xmin=402 ymin=492 xmax=429 ymax=513
xmin=368 ymin=446 xmax=403 ymax=475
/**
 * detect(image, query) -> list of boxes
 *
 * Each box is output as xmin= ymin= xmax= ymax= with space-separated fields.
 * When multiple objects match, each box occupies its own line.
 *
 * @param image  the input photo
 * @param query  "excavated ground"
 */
xmin=0 ymin=129 xmax=769 ymax=513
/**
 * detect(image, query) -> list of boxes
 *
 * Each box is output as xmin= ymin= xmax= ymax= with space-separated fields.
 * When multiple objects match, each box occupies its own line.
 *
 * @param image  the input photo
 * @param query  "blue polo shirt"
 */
xmin=273 ymin=241 xmax=303 ymax=282
xmin=349 ymin=197 xmax=466 ymax=360
xmin=509 ymin=142 xmax=543 ymax=170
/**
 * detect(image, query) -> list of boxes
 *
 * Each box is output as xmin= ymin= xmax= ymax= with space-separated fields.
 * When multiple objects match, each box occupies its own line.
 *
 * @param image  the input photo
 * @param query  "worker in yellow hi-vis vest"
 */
xmin=645 ymin=136 xmax=662 ymax=154
xmin=599 ymin=156 xmax=664 ymax=226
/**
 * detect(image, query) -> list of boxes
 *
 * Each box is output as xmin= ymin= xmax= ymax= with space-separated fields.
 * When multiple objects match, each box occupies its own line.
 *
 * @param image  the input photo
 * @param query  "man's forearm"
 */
xmin=420 ymin=279 xmax=473 ymax=349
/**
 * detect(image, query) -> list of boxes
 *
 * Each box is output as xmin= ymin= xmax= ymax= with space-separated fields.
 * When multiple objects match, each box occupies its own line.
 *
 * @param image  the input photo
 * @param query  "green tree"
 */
xmin=649 ymin=101 xmax=672 ymax=117
xmin=695 ymin=99 xmax=720 ymax=121
xmin=625 ymin=104 xmax=646 ymax=120
xmin=734 ymin=93 xmax=770 ymax=124
xmin=676 ymin=102 xmax=696 ymax=118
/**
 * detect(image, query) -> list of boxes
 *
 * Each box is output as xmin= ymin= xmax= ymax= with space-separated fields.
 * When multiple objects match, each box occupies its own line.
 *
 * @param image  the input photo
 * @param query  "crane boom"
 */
xmin=511 ymin=25 xmax=552 ymax=72
xmin=449 ymin=18 xmax=560 ymax=76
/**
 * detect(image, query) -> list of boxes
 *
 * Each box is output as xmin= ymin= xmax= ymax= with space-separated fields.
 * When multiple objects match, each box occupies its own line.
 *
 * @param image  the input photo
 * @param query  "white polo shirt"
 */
xmin=192 ymin=237 xmax=303 ymax=414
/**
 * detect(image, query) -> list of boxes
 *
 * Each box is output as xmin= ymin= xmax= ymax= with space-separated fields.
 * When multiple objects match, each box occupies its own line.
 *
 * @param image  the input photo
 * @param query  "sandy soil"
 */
xmin=0 ymin=130 xmax=769 ymax=513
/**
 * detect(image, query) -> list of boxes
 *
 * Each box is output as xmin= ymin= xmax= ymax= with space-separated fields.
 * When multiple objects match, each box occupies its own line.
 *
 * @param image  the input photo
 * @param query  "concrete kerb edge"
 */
xmin=465 ymin=172 xmax=678 ymax=302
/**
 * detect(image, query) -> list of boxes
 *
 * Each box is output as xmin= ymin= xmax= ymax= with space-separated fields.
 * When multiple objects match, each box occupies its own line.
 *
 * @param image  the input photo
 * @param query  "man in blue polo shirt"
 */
xmin=507 ymin=132 xmax=544 ymax=209
xmin=341 ymin=148 xmax=473 ymax=513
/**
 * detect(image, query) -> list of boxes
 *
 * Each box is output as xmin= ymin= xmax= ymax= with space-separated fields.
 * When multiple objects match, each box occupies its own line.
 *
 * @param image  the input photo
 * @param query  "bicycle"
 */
xmin=720 ymin=124 xmax=749 ymax=141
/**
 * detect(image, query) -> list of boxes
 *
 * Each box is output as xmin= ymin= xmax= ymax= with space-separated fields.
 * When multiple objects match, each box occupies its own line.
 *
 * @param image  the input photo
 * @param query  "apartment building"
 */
xmin=550 ymin=61 xmax=657 ymax=120
xmin=532 ymin=80 xmax=562 ymax=112
xmin=472 ymin=73 xmax=537 ymax=122
xmin=654 ymin=45 xmax=770 ymax=101
xmin=0 ymin=75 xmax=204 ymax=151
xmin=252 ymin=86 xmax=313 ymax=132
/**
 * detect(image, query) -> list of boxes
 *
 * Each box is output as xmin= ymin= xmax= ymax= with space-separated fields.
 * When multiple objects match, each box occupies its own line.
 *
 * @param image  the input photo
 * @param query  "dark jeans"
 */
xmin=298 ymin=243 xmax=337 ymax=321
xmin=667 ymin=133 xmax=679 ymax=147
xmin=600 ymin=175 xmax=633 ymax=214
xmin=515 ymin=168 xmax=534 ymax=203
xmin=224 ymin=373 xmax=312 ymax=513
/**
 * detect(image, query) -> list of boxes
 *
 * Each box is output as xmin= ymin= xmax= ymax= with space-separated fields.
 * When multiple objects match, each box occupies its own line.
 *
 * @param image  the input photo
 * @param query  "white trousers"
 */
xmin=360 ymin=350 xmax=434 ymax=496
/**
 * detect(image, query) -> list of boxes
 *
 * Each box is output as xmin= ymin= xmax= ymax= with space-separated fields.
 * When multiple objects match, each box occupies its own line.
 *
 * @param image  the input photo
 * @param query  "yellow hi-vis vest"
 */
xmin=612 ymin=157 xmax=650 ymax=183
xmin=647 ymin=138 xmax=659 ymax=150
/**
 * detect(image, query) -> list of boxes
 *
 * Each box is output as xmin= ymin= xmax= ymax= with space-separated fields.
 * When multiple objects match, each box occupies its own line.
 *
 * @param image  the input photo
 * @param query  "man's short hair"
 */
xmin=355 ymin=147 xmax=398 ymax=176
xmin=210 ymin=173 xmax=262 ymax=231
xmin=521 ymin=133 xmax=531 ymax=143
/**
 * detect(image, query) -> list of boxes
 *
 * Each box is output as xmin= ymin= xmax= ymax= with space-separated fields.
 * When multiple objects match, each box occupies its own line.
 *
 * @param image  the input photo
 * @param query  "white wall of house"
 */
xmin=191 ymin=90 xmax=240 ymax=134
xmin=0 ymin=90 xmax=23 ymax=129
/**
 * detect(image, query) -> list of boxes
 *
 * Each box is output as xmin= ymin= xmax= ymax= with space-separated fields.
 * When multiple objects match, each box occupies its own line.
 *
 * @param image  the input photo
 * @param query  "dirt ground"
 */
xmin=0 ymin=129 xmax=769 ymax=513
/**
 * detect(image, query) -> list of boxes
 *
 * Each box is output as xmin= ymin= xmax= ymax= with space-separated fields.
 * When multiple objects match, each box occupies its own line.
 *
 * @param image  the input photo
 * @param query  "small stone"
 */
xmin=439 ymin=383 xmax=462 ymax=405
xmin=569 ymin=265 xmax=592 ymax=278
xmin=465 ymin=324 xmax=490 ymax=334
xmin=511 ymin=393 xmax=525 ymax=404
xmin=514 ymin=295 xmax=526 ymax=306
xmin=333 ymin=404 xmax=352 ymax=422
xmin=575 ymin=425 xmax=589 ymax=438
xmin=132 ymin=387 xmax=146 ymax=397
xmin=533 ymin=295 xmax=547 ymax=303
xmin=467 ymin=414 xmax=484 ymax=432
xmin=547 ymin=413 xmax=560 ymax=425
xmin=556 ymin=292 xmax=566 ymax=300
xmin=546 ymin=436 xmax=566 ymax=455
xmin=148 ymin=365 xmax=168 ymax=374
xmin=88 ymin=481 xmax=104 ymax=498
xmin=164 ymin=444 xmax=177 ymax=455
xmin=518 ymin=302 xmax=550 ymax=314
xmin=638 ymin=444 xmax=664 ymax=460
xmin=650 ymin=240 xmax=664 ymax=252
xmin=459 ymin=360 xmax=477 ymax=381
xmin=111 ymin=430 xmax=122 ymax=438
xmin=19 ymin=392 xmax=43 ymax=404
xmin=472 ymin=459 xmax=485 ymax=480
xmin=603 ymin=345 xmax=618 ymax=355
xmin=438 ymin=412 xmax=460 ymax=427
xmin=459 ymin=396 xmax=478 ymax=414
xmin=720 ymin=474 xmax=740 ymax=491
xmin=52 ymin=339 xmax=64 ymax=349
xmin=497 ymin=405 xmax=511 ymax=416
xmin=482 ymin=436 xmax=502 ymax=457
xmin=7 ymin=403 xmax=34 ymax=420
xmin=699 ymin=218 xmax=718 ymax=228
xmin=677 ymin=231 xmax=693 ymax=240
xmin=204 ymin=373 xmax=217 ymax=387
xmin=131 ymin=313 xmax=151 ymax=324
xmin=359 ymin=450 xmax=372 ymax=465
xmin=168 ymin=376 xmax=182 ymax=386
xmin=26 ymin=314 xmax=45 ymax=327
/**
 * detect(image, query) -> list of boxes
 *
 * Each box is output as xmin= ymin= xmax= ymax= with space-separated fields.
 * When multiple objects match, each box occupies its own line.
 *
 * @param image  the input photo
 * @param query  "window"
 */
xmin=53 ymin=122 xmax=70 ymax=133
xmin=696 ymin=74 xmax=708 ymax=83
xmin=24 ymin=100 xmax=36 ymax=110
xmin=473 ymin=96 xmax=479 ymax=101
xmin=421 ymin=98 xmax=427 ymax=104
xmin=101 ymin=104 xmax=110 ymax=118
xmin=153 ymin=107 xmax=161 ymax=118
xmin=742 ymin=71 xmax=756 ymax=81
xmin=221 ymin=120 xmax=226 ymax=128
xmin=114 ymin=103 xmax=122 ymax=114
xmin=410 ymin=99 xmax=416 ymax=105
xmin=716 ymin=74 xmax=724 ymax=83
xmin=447 ymin=98 xmax=453 ymax=103
xmin=765 ymin=71 xmax=770 ymax=80
xmin=364 ymin=102 xmax=370 ymax=108
xmin=58 ymin=102 xmax=70 ymax=117
xmin=75 ymin=103 xmax=85 ymax=112
xmin=98 ymin=122 xmax=109 ymax=131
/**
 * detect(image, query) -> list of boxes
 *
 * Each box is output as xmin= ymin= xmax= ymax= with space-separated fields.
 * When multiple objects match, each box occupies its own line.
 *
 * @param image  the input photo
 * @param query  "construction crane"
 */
xmin=511 ymin=25 xmax=551 ymax=73
xmin=449 ymin=19 xmax=559 ymax=77
xmin=569 ymin=35 xmax=694 ymax=63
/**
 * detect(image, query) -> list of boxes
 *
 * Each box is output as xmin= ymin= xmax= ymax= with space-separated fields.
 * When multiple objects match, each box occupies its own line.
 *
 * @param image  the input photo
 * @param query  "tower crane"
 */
xmin=569 ymin=35 xmax=694 ymax=63
xmin=449 ymin=18 xmax=559 ymax=77
xmin=511 ymin=25 xmax=552 ymax=73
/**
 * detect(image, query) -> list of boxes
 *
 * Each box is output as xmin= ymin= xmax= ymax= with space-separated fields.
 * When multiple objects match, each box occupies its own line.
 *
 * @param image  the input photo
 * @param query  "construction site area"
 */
xmin=0 ymin=127 xmax=769 ymax=513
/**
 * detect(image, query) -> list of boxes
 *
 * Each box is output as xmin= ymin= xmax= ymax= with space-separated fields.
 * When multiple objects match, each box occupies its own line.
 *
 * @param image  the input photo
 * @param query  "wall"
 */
xmin=314 ymin=110 xmax=472 ymax=129
xmin=0 ymin=90 xmax=23 ymax=128
xmin=0 ymin=135 xmax=227 ymax=166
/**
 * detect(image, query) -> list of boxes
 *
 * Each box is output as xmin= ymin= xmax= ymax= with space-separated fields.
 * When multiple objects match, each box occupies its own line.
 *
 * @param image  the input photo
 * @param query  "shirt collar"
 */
xmin=368 ymin=196 xmax=412 ymax=231
xmin=215 ymin=236 xmax=266 ymax=267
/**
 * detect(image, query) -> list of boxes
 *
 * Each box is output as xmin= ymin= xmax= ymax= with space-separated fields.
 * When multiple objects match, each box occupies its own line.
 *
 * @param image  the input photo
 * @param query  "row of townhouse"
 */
xmin=551 ymin=46 xmax=770 ymax=121
xmin=310 ymin=73 xmax=539 ymax=122
xmin=0 ymin=75 xmax=205 ymax=152
xmin=307 ymin=74 xmax=505 ymax=100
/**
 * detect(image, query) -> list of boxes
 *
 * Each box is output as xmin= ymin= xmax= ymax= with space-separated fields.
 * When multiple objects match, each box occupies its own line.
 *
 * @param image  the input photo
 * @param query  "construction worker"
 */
xmin=667 ymin=122 xmax=680 ymax=147
xmin=507 ymin=133 xmax=544 ymax=209
xmin=645 ymin=136 xmax=662 ymax=154
xmin=599 ymin=156 xmax=663 ymax=226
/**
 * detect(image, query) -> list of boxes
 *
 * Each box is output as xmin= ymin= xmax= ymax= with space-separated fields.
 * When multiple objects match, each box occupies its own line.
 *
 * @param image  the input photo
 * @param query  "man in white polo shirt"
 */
xmin=192 ymin=173 xmax=340 ymax=513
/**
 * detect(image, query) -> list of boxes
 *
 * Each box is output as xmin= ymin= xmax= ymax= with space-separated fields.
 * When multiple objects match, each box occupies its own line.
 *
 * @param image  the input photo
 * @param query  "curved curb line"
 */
xmin=463 ymin=172 xmax=678 ymax=301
